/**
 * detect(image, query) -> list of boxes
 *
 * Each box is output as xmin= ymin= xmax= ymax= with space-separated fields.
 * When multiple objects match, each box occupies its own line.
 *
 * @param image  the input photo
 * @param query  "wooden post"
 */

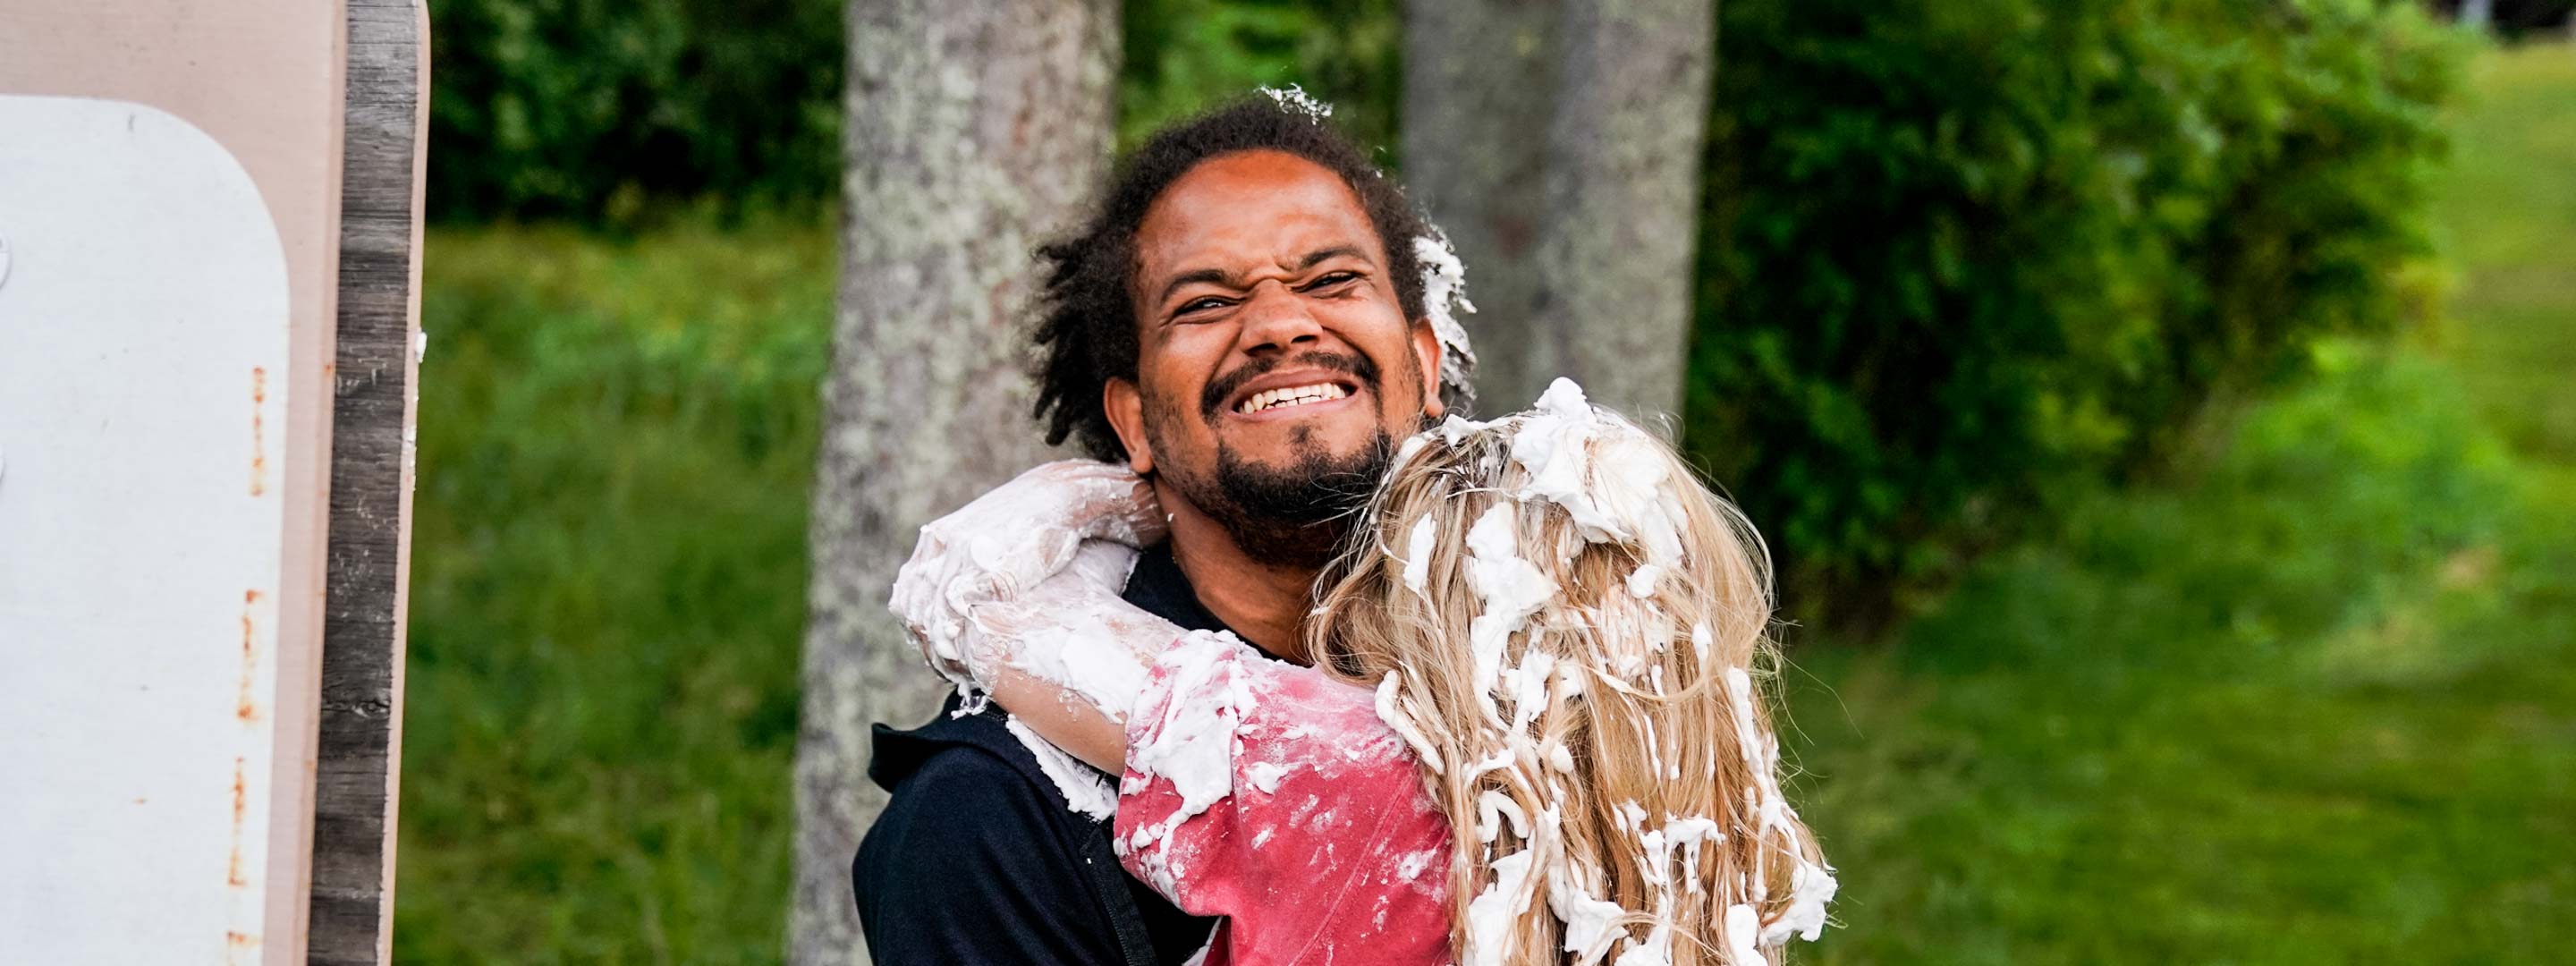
xmin=0 ymin=3 xmax=425 ymax=961
xmin=309 ymin=1 xmax=428 ymax=963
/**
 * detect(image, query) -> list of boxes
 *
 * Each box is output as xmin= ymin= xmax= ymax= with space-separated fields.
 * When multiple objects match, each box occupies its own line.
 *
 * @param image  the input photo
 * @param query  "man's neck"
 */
xmin=1156 ymin=481 xmax=1319 ymax=664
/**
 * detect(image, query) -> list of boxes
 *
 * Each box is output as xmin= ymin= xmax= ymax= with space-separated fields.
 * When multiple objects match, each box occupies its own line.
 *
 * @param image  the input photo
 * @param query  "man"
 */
xmin=852 ymin=95 xmax=1472 ymax=963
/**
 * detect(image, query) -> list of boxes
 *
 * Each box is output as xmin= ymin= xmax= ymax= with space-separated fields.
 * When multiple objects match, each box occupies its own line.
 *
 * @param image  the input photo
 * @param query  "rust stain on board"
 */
xmin=249 ymin=368 xmax=267 ymax=496
xmin=225 ymin=754 xmax=258 ymax=964
xmin=226 ymin=755 xmax=248 ymax=887
xmin=236 ymin=590 xmax=261 ymax=723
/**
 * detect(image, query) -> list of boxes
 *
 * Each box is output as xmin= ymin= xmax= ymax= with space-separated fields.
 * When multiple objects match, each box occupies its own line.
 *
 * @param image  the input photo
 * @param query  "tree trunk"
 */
xmin=1400 ymin=0 xmax=1562 ymax=415
xmin=1402 ymin=0 xmax=1715 ymax=420
xmin=789 ymin=2 xmax=1118 ymax=963
xmin=1529 ymin=0 xmax=1716 ymax=420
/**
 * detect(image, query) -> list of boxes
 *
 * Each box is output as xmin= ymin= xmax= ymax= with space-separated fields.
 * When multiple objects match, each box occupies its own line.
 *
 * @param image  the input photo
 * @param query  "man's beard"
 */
xmin=1146 ymin=349 xmax=1411 ymax=570
xmin=1181 ymin=427 xmax=1393 ymax=570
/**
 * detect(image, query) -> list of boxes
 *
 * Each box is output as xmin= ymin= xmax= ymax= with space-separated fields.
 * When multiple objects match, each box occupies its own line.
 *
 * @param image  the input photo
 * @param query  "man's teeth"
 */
xmin=1237 ymin=382 xmax=1351 ymax=414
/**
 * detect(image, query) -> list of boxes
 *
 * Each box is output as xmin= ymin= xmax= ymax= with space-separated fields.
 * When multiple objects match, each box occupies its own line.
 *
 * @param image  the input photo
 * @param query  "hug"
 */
xmin=855 ymin=92 xmax=1834 ymax=966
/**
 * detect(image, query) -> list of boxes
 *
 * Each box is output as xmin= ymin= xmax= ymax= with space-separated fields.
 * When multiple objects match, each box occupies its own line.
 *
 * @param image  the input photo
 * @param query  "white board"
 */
xmin=0 ymin=94 xmax=296 ymax=963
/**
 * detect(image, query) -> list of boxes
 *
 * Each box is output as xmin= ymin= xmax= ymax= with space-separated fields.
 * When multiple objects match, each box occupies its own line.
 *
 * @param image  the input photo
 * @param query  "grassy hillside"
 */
xmin=393 ymin=45 xmax=2576 ymax=964
xmin=2437 ymin=47 xmax=2576 ymax=476
xmin=1784 ymin=348 xmax=2572 ymax=961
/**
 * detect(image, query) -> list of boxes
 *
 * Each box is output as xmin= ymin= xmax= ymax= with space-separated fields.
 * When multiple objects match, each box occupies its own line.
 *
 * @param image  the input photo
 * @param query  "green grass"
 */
xmin=1784 ymin=350 xmax=2574 ymax=962
xmin=2433 ymin=46 xmax=2576 ymax=471
xmin=394 ymin=44 xmax=2576 ymax=965
xmin=396 ymin=221 xmax=832 ymax=963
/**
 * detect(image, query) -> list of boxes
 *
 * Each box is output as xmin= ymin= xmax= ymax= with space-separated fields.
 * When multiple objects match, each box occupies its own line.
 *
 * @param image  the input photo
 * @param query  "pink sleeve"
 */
xmin=1113 ymin=632 xmax=1454 ymax=966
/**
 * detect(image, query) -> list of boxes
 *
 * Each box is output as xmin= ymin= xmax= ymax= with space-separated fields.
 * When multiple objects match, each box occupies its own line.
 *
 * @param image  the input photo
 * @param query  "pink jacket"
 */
xmin=1114 ymin=635 xmax=1456 ymax=966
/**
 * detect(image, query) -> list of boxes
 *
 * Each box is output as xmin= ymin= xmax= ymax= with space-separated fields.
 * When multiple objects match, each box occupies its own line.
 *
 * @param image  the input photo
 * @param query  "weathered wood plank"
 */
xmin=309 ymin=1 xmax=428 ymax=963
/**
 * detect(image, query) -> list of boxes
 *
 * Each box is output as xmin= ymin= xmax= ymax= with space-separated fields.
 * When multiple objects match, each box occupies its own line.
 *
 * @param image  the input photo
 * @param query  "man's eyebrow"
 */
xmin=1155 ymin=267 xmax=1238 ymax=307
xmin=1153 ymin=247 xmax=1373 ymax=308
xmin=1294 ymin=246 xmax=1368 ymax=271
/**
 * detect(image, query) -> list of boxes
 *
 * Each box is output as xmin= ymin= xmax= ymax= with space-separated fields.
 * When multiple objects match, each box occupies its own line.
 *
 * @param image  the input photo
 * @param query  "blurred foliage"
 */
xmin=1118 ymin=0 xmax=1403 ymax=157
xmin=422 ymin=0 xmax=1399 ymax=224
xmin=1681 ymin=0 xmax=2473 ymax=620
xmin=1778 ymin=48 xmax=2576 ymax=957
xmin=419 ymin=0 xmax=2476 ymax=624
xmin=424 ymin=0 xmax=842 ymax=223
xmin=396 ymin=221 xmax=832 ymax=960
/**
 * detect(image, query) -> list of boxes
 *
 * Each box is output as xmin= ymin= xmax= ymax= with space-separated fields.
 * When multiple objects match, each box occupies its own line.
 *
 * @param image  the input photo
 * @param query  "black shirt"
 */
xmin=853 ymin=545 xmax=1224 ymax=965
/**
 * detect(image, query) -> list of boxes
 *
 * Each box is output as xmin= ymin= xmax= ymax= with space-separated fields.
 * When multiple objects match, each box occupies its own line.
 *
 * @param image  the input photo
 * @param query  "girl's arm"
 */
xmin=886 ymin=459 xmax=1184 ymax=770
xmin=888 ymin=460 xmax=1165 ymax=691
xmin=962 ymin=540 xmax=1182 ymax=772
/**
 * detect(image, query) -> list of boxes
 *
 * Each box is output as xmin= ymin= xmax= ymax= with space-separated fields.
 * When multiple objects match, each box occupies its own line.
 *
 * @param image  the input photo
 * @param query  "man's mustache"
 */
xmin=1199 ymin=350 xmax=1381 ymax=421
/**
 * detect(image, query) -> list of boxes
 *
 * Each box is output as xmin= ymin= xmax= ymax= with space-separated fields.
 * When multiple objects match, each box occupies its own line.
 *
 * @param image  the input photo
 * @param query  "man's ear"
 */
xmin=1104 ymin=377 xmax=1155 ymax=476
xmin=1411 ymin=321 xmax=1446 ymax=419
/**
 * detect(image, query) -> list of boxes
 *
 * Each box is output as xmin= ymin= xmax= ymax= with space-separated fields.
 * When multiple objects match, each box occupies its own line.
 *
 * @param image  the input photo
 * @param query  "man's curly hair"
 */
xmin=1030 ymin=96 xmax=1434 ymax=462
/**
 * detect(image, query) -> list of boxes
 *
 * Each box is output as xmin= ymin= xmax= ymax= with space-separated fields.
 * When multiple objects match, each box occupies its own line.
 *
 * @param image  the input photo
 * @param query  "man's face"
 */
xmin=1106 ymin=149 xmax=1444 ymax=563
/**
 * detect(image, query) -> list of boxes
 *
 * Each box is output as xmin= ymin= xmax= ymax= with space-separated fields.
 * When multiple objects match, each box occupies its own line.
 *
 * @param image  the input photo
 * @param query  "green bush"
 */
xmin=1682 ymin=0 xmax=2469 ymax=617
xmin=425 ymin=0 xmax=842 ymax=223
xmin=422 ymin=0 xmax=1396 ymax=225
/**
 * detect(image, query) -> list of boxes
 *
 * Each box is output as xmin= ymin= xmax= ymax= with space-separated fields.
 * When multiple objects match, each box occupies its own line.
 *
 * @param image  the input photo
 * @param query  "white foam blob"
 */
xmin=1412 ymin=231 xmax=1480 ymax=405
xmin=1258 ymin=83 xmax=1334 ymax=121
xmin=1004 ymin=716 xmax=1116 ymax=821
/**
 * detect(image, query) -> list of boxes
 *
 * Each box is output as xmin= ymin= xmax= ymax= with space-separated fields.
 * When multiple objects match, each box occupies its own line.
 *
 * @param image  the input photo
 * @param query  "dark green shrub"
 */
xmin=422 ymin=0 xmax=1396 ymax=224
xmin=425 ymin=0 xmax=842 ymax=223
xmin=1683 ymin=0 xmax=2468 ymax=620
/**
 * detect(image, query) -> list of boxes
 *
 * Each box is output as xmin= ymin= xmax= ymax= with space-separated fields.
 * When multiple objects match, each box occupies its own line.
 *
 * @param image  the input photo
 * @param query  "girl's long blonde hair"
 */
xmin=1306 ymin=383 xmax=1833 ymax=966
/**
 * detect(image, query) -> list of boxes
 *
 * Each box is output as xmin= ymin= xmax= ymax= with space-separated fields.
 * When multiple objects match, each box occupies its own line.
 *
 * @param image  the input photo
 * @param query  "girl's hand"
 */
xmin=889 ymin=460 xmax=1165 ymax=689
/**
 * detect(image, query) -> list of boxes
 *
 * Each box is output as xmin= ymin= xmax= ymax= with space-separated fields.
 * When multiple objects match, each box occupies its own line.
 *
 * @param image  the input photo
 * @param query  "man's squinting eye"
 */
xmin=1301 ymin=270 xmax=1361 ymax=292
xmin=1175 ymin=295 xmax=1233 ymax=318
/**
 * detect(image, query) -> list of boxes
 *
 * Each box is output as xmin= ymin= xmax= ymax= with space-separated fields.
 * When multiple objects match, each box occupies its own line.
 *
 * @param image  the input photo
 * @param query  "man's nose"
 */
xmin=1235 ymin=281 xmax=1326 ymax=357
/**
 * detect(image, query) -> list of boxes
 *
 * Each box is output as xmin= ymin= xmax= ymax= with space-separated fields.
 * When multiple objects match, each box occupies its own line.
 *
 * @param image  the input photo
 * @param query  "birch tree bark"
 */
xmin=1400 ymin=0 xmax=1561 ymax=415
xmin=790 ymin=2 xmax=1118 ymax=962
xmin=1403 ymin=0 xmax=1714 ymax=419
